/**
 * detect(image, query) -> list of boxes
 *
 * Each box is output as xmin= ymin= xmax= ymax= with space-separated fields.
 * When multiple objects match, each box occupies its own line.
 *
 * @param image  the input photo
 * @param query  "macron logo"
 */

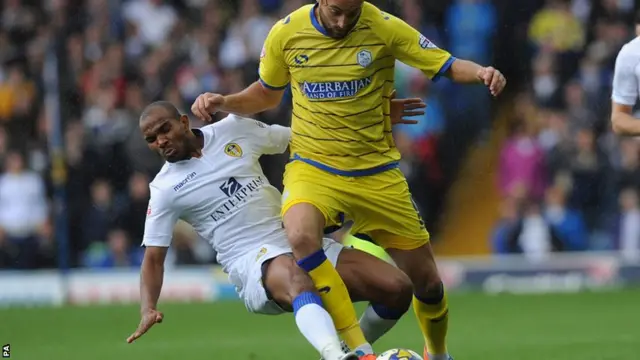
xmin=173 ymin=172 xmax=197 ymax=192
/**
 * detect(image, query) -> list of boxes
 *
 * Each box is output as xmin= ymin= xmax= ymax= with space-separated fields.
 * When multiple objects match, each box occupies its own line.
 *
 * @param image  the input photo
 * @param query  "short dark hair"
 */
xmin=139 ymin=101 xmax=181 ymax=123
xmin=636 ymin=9 xmax=640 ymax=25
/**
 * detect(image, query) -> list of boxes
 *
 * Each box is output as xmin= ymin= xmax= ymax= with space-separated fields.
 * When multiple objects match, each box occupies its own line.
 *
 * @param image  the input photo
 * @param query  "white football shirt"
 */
xmin=612 ymin=36 xmax=640 ymax=106
xmin=142 ymin=114 xmax=291 ymax=277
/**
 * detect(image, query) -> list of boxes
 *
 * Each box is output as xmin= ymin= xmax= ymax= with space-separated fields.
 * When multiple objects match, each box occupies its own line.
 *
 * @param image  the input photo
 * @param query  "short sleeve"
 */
xmin=258 ymin=21 xmax=290 ymax=90
xmin=376 ymin=11 xmax=455 ymax=82
xmin=612 ymin=46 xmax=639 ymax=106
xmin=235 ymin=116 xmax=291 ymax=155
xmin=141 ymin=185 xmax=180 ymax=247
xmin=251 ymin=121 xmax=291 ymax=155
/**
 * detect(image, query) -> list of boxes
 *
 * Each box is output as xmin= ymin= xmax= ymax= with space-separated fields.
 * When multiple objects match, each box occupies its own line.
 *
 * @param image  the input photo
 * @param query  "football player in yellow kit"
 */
xmin=191 ymin=1 xmax=506 ymax=359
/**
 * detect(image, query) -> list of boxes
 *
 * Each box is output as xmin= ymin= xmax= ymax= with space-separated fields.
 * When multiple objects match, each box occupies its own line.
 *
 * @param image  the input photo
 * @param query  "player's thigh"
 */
xmin=336 ymin=247 xmax=412 ymax=309
xmin=351 ymin=169 xmax=430 ymax=250
xmin=282 ymin=161 xmax=350 ymax=256
xmin=241 ymin=243 xmax=313 ymax=315
xmin=259 ymin=238 xmax=343 ymax=311
xmin=262 ymin=254 xmax=316 ymax=312
xmin=385 ymin=243 xmax=442 ymax=292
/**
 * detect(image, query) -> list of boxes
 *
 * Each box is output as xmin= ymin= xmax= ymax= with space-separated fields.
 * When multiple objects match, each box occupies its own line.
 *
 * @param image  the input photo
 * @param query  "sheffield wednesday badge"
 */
xmin=357 ymin=50 xmax=373 ymax=67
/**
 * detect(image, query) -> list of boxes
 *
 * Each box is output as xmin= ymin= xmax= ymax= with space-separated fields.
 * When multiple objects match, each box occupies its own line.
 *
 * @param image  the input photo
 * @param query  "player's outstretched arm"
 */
xmin=191 ymin=82 xmax=284 ymax=122
xmin=445 ymin=60 xmax=506 ymax=97
xmin=127 ymin=246 xmax=167 ymax=343
xmin=377 ymin=10 xmax=505 ymax=97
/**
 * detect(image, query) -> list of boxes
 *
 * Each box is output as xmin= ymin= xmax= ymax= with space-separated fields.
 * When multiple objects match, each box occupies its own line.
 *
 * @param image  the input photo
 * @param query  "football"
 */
xmin=376 ymin=348 xmax=423 ymax=360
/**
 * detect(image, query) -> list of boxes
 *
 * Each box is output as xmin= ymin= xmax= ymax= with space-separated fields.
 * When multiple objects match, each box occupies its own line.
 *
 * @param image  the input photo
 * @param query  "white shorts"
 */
xmin=237 ymin=238 xmax=344 ymax=315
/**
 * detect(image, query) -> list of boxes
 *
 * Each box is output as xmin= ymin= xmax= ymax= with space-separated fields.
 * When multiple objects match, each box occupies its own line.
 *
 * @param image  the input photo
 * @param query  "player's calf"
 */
xmin=337 ymin=248 xmax=412 ymax=345
xmin=262 ymin=254 xmax=351 ymax=360
xmin=364 ymin=276 xmax=412 ymax=349
xmin=387 ymin=245 xmax=450 ymax=360
xmin=368 ymin=266 xmax=413 ymax=313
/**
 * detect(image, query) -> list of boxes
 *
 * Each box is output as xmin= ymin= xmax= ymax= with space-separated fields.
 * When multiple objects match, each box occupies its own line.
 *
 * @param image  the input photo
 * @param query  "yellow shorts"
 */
xmin=281 ymin=160 xmax=429 ymax=250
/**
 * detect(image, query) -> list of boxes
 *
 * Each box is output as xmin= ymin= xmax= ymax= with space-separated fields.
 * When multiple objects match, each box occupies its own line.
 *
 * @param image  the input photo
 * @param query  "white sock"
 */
xmin=359 ymin=304 xmax=400 ymax=344
xmin=294 ymin=293 xmax=344 ymax=359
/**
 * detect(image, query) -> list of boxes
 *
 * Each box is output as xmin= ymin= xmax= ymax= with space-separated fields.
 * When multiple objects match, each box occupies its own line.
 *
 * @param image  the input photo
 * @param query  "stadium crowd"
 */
xmin=0 ymin=0 xmax=636 ymax=269
xmin=493 ymin=0 xmax=640 ymax=260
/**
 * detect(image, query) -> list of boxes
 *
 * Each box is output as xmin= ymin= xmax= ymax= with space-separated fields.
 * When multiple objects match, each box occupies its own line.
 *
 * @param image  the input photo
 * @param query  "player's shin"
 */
xmin=412 ymin=282 xmax=449 ymax=357
xmin=293 ymin=292 xmax=345 ymax=359
xmin=359 ymin=303 xmax=405 ymax=344
xmin=297 ymin=250 xmax=371 ymax=354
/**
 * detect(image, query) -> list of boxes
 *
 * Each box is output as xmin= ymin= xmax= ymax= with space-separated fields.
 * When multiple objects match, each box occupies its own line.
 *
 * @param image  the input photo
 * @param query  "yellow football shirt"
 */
xmin=259 ymin=2 xmax=454 ymax=175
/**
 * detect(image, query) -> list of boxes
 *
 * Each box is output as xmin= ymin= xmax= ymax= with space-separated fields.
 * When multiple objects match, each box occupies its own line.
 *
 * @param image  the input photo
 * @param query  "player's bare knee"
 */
xmin=283 ymin=203 xmax=325 ymax=259
xmin=414 ymin=279 xmax=445 ymax=305
xmin=382 ymin=270 xmax=413 ymax=313
xmin=286 ymin=229 xmax=322 ymax=259
xmin=406 ymin=260 xmax=442 ymax=300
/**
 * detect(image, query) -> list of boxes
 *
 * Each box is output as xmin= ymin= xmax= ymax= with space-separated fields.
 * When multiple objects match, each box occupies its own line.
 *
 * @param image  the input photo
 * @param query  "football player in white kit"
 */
xmin=611 ymin=12 xmax=640 ymax=135
xmin=126 ymin=101 xmax=424 ymax=360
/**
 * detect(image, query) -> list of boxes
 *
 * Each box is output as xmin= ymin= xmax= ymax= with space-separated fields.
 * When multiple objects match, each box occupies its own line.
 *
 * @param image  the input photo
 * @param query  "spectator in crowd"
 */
xmin=611 ymin=188 xmax=640 ymax=261
xmin=123 ymin=0 xmax=177 ymax=48
xmin=542 ymin=185 xmax=588 ymax=251
xmin=565 ymin=126 xmax=610 ymax=230
xmin=613 ymin=138 xmax=640 ymax=194
xmin=82 ymin=228 xmax=143 ymax=268
xmin=445 ymin=0 xmax=497 ymax=66
xmin=0 ymin=151 xmax=49 ymax=269
xmin=529 ymin=0 xmax=585 ymax=54
xmin=83 ymin=179 xmax=124 ymax=249
xmin=499 ymin=120 xmax=547 ymax=202
xmin=492 ymin=197 xmax=566 ymax=261
xmin=119 ymin=172 xmax=150 ymax=242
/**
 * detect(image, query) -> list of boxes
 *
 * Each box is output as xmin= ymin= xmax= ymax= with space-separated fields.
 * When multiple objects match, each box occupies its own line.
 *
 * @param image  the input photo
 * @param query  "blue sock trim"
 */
xmin=297 ymin=249 xmax=327 ymax=272
xmin=293 ymin=291 xmax=323 ymax=316
xmin=371 ymin=303 xmax=405 ymax=320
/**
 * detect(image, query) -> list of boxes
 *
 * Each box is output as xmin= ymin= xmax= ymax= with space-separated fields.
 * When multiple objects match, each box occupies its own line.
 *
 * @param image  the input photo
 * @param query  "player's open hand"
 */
xmin=191 ymin=92 xmax=225 ymax=122
xmin=476 ymin=66 xmax=506 ymax=97
xmin=126 ymin=308 xmax=164 ymax=343
xmin=389 ymin=90 xmax=426 ymax=125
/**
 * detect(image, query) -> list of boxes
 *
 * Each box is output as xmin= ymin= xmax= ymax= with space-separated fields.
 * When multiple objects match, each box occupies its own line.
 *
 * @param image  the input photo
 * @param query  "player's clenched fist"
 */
xmin=126 ymin=308 xmax=164 ymax=343
xmin=476 ymin=66 xmax=506 ymax=97
xmin=191 ymin=92 xmax=225 ymax=122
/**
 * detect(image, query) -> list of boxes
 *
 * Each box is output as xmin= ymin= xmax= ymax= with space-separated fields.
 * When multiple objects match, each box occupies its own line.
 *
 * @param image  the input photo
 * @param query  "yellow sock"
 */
xmin=412 ymin=289 xmax=449 ymax=355
xmin=298 ymin=250 xmax=367 ymax=350
xmin=343 ymin=234 xmax=392 ymax=263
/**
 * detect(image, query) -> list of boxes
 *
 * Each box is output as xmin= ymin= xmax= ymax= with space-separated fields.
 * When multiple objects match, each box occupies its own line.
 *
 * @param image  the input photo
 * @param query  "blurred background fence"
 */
xmin=1 ymin=0 xmax=640 ymax=306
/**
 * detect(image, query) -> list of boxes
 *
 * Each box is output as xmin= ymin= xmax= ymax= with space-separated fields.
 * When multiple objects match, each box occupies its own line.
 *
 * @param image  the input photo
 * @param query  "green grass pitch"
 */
xmin=1 ymin=289 xmax=639 ymax=360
